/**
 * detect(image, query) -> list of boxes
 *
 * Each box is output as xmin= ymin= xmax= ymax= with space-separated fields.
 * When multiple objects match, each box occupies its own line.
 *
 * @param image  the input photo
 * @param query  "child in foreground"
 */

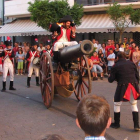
xmin=76 ymin=94 xmax=111 ymax=140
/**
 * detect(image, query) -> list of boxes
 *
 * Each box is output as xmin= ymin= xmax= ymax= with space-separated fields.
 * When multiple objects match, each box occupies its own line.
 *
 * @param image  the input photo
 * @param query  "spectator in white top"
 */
xmin=119 ymin=43 xmax=124 ymax=52
xmin=92 ymin=39 xmax=98 ymax=52
xmin=96 ymin=40 xmax=102 ymax=52
xmin=38 ymin=43 xmax=45 ymax=52
xmin=107 ymin=48 xmax=115 ymax=74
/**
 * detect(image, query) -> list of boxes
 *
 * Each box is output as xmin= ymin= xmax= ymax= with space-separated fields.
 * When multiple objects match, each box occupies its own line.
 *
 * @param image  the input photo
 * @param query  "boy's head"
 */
xmin=109 ymin=48 xmax=113 ymax=54
xmin=76 ymin=94 xmax=111 ymax=137
xmin=93 ymin=52 xmax=97 ymax=57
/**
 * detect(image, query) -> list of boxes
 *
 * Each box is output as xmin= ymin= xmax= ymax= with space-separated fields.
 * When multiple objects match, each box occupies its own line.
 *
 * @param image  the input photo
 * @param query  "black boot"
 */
xmin=36 ymin=77 xmax=40 ymax=86
xmin=27 ymin=77 xmax=31 ymax=88
xmin=132 ymin=112 xmax=140 ymax=131
xmin=53 ymin=51 xmax=59 ymax=62
xmin=110 ymin=112 xmax=120 ymax=129
xmin=1 ymin=82 xmax=6 ymax=92
xmin=9 ymin=81 xmax=16 ymax=90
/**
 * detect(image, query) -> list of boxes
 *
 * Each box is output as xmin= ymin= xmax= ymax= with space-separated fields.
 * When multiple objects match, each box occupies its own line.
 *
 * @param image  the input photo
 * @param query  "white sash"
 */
xmin=31 ymin=51 xmax=36 ymax=63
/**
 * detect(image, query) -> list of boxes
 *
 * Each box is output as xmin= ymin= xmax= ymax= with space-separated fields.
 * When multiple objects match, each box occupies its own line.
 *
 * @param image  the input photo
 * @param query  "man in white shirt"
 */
xmin=107 ymin=48 xmax=115 ymax=74
xmin=92 ymin=39 xmax=98 ymax=52
xmin=37 ymin=43 xmax=45 ymax=52
xmin=96 ymin=40 xmax=102 ymax=52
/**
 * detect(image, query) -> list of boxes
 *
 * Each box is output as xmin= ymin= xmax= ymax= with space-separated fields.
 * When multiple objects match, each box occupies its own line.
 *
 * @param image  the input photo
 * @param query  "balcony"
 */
xmin=75 ymin=0 xmax=140 ymax=12
xmin=75 ymin=0 xmax=140 ymax=6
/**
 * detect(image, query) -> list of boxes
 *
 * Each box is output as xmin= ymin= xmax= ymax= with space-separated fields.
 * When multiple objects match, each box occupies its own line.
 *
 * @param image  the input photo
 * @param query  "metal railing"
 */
xmin=75 ymin=0 xmax=140 ymax=6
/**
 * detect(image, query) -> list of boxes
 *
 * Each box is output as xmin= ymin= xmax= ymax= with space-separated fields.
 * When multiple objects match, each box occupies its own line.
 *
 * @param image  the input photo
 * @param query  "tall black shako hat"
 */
xmin=46 ymin=40 xmax=51 ymax=45
xmin=59 ymin=15 xmax=75 ymax=27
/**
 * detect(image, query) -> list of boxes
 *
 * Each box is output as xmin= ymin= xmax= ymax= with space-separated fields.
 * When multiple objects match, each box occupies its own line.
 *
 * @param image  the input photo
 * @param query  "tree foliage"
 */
xmin=107 ymin=3 xmax=140 ymax=43
xmin=28 ymin=0 xmax=84 ymax=30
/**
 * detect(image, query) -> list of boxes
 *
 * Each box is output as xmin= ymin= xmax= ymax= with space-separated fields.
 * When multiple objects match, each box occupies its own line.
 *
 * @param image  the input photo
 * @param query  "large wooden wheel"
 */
xmin=40 ymin=52 xmax=54 ymax=108
xmin=74 ymin=55 xmax=92 ymax=101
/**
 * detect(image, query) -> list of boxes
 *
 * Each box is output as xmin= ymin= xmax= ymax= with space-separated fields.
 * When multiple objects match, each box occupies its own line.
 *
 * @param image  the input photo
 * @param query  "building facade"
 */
xmin=0 ymin=0 xmax=140 ymax=45
xmin=75 ymin=0 xmax=140 ymax=44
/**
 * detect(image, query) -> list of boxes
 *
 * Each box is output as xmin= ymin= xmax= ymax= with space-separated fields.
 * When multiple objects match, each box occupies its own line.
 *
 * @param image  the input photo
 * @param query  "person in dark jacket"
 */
xmin=108 ymin=52 xmax=140 ymax=131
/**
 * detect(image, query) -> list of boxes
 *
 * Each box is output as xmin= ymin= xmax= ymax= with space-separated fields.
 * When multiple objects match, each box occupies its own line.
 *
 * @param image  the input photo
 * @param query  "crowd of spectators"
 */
xmin=0 ymin=37 xmax=139 ymax=79
xmin=84 ymin=37 xmax=140 ymax=81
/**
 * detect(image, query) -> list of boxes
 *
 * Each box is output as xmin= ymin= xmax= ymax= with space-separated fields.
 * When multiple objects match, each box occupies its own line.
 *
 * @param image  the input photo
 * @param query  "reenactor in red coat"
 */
xmin=50 ymin=15 xmax=78 ymax=61
xmin=0 ymin=43 xmax=16 ymax=91
xmin=108 ymin=52 xmax=140 ymax=131
xmin=26 ymin=45 xmax=40 ymax=88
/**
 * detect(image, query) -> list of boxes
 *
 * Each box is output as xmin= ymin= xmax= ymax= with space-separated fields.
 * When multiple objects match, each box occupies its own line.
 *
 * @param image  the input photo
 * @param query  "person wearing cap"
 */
xmin=26 ymin=44 xmax=40 ymax=88
xmin=50 ymin=15 xmax=78 ymax=61
xmin=0 ymin=43 xmax=16 ymax=92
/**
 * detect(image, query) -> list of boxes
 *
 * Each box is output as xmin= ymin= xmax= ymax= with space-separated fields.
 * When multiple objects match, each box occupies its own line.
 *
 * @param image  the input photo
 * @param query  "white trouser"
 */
xmin=3 ymin=62 xmax=14 ymax=82
xmin=114 ymin=91 xmax=138 ymax=112
xmin=53 ymin=41 xmax=78 ymax=51
xmin=28 ymin=63 xmax=39 ymax=77
xmin=0 ymin=64 xmax=2 ymax=72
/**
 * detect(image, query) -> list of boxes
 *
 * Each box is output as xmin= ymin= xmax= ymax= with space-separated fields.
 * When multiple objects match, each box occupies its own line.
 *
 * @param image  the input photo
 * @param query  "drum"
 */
xmin=32 ymin=57 xmax=40 ymax=67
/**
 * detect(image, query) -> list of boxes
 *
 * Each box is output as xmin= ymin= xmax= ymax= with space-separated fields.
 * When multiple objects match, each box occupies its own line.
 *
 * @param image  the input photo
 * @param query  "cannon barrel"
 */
xmin=59 ymin=40 xmax=94 ymax=63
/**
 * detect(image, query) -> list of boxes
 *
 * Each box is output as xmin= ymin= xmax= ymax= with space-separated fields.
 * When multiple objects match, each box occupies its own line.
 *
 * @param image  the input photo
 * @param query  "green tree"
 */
xmin=28 ymin=0 xmax=84 ymax=30
xmin=107 ymin=3 xmax=140 ymax=43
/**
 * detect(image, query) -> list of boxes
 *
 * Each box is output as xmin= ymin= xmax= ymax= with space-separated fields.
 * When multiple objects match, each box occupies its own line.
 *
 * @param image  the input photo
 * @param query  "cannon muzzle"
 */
xmin=59 ymin=40 xmax=94 ymax=63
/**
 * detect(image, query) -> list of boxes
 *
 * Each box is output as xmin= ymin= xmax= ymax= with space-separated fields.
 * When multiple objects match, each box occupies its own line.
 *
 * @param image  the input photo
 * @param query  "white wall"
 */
xmin=5 ymin=0 xmax=74 ymax=18
xmin=5 ymin=0 xmax=34 ymax=17
xmin=0 ymin=0 xmax=3 ymax=19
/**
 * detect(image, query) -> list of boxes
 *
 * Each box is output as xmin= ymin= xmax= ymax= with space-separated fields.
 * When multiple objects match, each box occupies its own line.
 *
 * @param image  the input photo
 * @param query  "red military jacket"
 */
xmin=26 ymin=50 xmax=40 ymax=66
xmin=0 ymin=50 xmax=15 ymax=63
xmin=52 ymin=26 xmax=76 ymax=44
xmin=26 ymin=51 xmax=39 ymax=61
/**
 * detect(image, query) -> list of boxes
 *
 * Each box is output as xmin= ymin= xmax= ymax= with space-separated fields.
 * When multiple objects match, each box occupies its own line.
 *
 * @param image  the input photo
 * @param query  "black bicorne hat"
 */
xmin=59 ymin=15 xmax=75 ymax=27
xmin=49 ymin=23 xmax=61 ymax=33
xmin=59 ymin=15 xmax=72 ymax=23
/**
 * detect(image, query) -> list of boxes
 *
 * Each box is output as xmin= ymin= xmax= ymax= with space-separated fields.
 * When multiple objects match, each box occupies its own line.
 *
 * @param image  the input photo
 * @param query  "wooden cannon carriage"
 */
xmin=39 ymin=40 xmax=94 ymax=108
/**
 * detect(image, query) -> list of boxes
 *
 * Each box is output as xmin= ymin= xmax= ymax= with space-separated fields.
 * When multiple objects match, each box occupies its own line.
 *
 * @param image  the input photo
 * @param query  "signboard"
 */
xmin=107 ymin=29 xmax=116 ymax=32
xmin=21 ymin=32 xmax=35 ymax=36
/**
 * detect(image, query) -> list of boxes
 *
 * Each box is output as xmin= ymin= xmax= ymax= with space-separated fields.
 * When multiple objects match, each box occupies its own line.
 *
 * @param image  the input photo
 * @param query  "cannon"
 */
xmin=39 ymin=40 xmax=94 ymax=108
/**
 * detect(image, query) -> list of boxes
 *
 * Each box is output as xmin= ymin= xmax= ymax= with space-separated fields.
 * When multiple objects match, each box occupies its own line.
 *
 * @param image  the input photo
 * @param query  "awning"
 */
xmin=0 ymin=19 xmax=51 ymax=36
xmin=77 ymin=14 xmax=140 ymax=33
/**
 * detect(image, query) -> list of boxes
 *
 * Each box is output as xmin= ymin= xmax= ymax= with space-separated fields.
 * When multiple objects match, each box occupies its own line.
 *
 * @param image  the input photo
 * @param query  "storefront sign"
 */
xmin=21 ymin=32 xmax=35 ymax=36
xmin=107 ymin=29 xmax=116 ymax=32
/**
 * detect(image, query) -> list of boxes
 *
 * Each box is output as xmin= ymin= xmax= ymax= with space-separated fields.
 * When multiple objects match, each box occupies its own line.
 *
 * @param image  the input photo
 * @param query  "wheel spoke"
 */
xmin=75 ymin=80 xmax=79 ymax=89
xmin=46 ymin=82 xmax=51 ymax=92
xmin=82 ymin=78 xmax=89 ymax=88
xmin=46 ymin=76 xmax=51 ymax=81
xmin=81 ymin=83 xmax=87 ymax=95
xmin=81 ymin=84 xmax=83 ymax=97
xmin=77 ymin=84 xmax=81 ymax=97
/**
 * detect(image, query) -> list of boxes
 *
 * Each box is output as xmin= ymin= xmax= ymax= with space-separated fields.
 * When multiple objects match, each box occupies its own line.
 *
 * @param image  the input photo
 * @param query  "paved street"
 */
xmin=0 ymin=75 xmax=140 ymax=140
